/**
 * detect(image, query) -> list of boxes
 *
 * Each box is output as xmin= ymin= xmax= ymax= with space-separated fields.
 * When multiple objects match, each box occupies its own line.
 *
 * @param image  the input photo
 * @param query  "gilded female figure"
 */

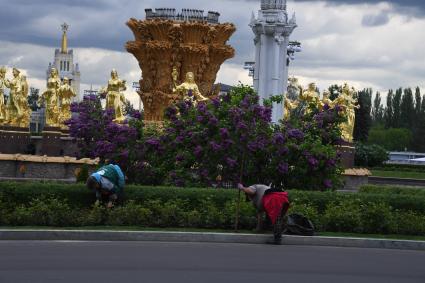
xmin=333 ymin=83 xmax=360 ymax=142
xmin=172 ymin=68 xmax=208 ymax=103
xmin=4 ymin=68 xmax=23 ymax=125
xmin=0 ymin=67 xmax=7 ymax=122
xmin=58 ymin=77 xmax=76 ymax=126
xmin=40 ymin=68 xmax=61 ymax=126
xmin=102 ymin=69 xmax=126 ymax=123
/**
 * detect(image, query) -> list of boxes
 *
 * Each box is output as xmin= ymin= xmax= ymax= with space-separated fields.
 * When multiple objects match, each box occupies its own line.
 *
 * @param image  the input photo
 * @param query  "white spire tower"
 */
xmin=250 ymin=0 xmax=297 ymax=122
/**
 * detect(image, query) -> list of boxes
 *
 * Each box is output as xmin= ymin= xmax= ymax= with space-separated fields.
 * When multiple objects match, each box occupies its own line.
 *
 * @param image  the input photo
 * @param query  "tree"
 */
xmin=353 ymin=88 xmax=372 ymax=142
xmin=371 ymin=91 xmax=384 ymax=126
xmin=28 ymin=88 xmax=40 ymax=111
xmin=368 ymin=127 xmax=412 ymax=151
xmin=328 ymin=84 xmax=342 ymax=100
xmin=415 ymin=87 xmax=422 ymax=117
xmin=411 ymin=94 xmax=425 ymax=152
xmin=392 ymin=88 xmax=402 ymax=128
xmin=400 ymin=87 xmax=415 ymax=129
xmin=384 ymin=90 xmax=393 ymax=128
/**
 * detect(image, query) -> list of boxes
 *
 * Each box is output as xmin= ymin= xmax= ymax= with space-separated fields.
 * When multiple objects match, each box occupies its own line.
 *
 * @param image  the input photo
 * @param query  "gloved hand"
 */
xmin=237 ymin=183 xmax=245 ymax=190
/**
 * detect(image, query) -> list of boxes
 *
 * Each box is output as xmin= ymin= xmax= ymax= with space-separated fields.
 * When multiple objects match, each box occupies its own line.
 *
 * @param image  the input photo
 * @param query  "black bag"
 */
xmin=284 ymin=213 xmax=315 ymax=236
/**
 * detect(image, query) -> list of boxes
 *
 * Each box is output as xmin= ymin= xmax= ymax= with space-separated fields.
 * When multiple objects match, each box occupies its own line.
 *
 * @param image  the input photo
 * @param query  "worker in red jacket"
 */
xmin=238 ymin=183 xmax=290 ymax=245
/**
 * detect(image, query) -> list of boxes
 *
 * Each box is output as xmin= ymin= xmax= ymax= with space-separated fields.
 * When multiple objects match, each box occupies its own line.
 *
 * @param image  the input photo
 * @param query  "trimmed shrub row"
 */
xmin=1 ymin=196 xmax=424 ymax=235
xmin=2 ymin=182 xmax=425 ymax=213
xmin=360 ymin=185 xmax=425 ymax=197
xmin=373 ymin=163 xmax=425 ymax=173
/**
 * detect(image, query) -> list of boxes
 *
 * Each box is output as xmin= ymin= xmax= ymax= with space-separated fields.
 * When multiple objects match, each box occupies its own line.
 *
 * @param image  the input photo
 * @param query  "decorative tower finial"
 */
xmin=61 ymin=22 xmax=69 ymax=53
xmin=261 ymin=0 xmax=287 ymax=10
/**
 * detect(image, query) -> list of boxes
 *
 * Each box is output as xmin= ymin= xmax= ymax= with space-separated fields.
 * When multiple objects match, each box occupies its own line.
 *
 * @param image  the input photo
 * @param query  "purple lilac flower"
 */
xmin=247 ymin=141 xmax=257 ymax=152
xmin=194 ymin=145 xmax=203 ymax=157
xmin=210 ymin=141 xmax=222 ymax=151
xmin=308 ymin=157 xmax=319 ymax=168
xmin=226 ymin=157 xmax=237 ymax=168
xmin=278 ymin=146 xmax=289 ymax=155
xmin=146 ymin=138 xmax=160 ymax=147
xmin=288 ymin=129 xmax=304 ymax=140
xmin=211 ymin=98 xmax=220 ymax=108
xmin=175 ymin=135 xmax=184 ymax=143
xmin=273 ymin=133 xmax=285 ymax=144
xmin=324 ymin=179 xmax=333 ymax=188
xmin=197 ymin=103 xmax=207 ymax=113
xmin=176 ymin=154 xmax=184 ymax=162
xmin=219 ymin=128 xmax=229 ymax=138
xmin=132 ymin=111 xmax=142 ymax=119
xmin=240 ymin=96 xmax=250 ymax=108
xmin=278 ymin=162 xmax=289 ymax=174
xmin=209 ymin=116 xmax=219 ymax=126
xmin=222 ymin=139 xmax=234 ymax=148
xmin=236 ymin=121 xmax=248 ymax=131
xmin=222 ymin=93 xmax=231 ymax=102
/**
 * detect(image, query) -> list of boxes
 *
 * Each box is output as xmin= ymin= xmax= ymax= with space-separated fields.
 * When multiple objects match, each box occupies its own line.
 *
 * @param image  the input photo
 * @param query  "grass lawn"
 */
xmin=319 ymin=232 xmax=425 ymax=241
xmin=371 ymin=170 xmax=425 ymax=180
xmin=1 ymin=226 xmax=424 ymax=242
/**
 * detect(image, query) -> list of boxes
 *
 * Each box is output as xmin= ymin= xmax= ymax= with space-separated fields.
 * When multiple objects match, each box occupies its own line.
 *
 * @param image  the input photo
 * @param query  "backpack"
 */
xmin=284 ymin=213 xmax=315 ymax=236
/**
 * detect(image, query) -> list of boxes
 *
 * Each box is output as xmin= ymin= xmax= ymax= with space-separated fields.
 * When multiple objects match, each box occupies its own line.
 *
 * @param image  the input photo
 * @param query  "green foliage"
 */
xmin=322 ymin=199 xmax=363 ymax=233
xmin=2 ymin=182 xmax=425 ymax=235
xmin=76 ymin=164 xmax=89 ymax=183
xmin=371 ymin=163 xmax=425 ymax=172
xmin=368 ymin=127 xmax=412 ymax=151
xmin=371 ymin=92 xmax=384 ymax=126
xmin=360 ymin=185 xmax=425 ymax=197
xmin=353 ymin=88 xmax=372 ymax=142
xmin=354 ymin=142 xmax=389 ymax=167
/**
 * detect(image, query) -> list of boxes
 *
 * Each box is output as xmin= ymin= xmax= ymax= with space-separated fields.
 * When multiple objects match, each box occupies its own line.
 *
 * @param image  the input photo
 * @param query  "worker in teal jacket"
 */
xmin=86 ymin=164 xmax=125 ymax=208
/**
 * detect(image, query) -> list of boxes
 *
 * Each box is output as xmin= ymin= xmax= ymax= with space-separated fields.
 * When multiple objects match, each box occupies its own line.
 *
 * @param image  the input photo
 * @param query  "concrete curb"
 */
xmin=1 ymin=230 xmax=425 ymax=251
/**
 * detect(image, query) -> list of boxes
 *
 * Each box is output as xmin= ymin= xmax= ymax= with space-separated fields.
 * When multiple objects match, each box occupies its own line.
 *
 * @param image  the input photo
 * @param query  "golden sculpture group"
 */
xmin=284 ymin=80 xmax=360 ymax=142
xmin=39 ymin=67 xmax=76 ymax=128
xmin=126 ymin=19 xmax=235 ymax=121
xmin=0 ymin=67 xmax=31 ymax=127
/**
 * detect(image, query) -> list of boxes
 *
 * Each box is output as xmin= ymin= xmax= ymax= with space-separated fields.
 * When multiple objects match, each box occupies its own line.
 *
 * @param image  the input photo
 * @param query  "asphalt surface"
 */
xmin=0 ymin=241 xmax=424 ymax=283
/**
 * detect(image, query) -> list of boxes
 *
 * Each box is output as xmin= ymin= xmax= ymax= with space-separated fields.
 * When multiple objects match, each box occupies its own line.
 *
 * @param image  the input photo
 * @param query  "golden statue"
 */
xmin=4 ymin=68 xmax=24 ymax=126
xmin=17 ymin=75 xmax=31 ymax=127
xmin=333 ymin=83 xmax=360 ymax=142
xmin=172 ymin=67 xmax=208 ymax=104
xmin=284 ymin=98 xmax=298 ymax=120
xmin=287 ymin=77 xmax=303 ymax=100
xmin=58 ymin=77 xmax=76 ymax=126
xmin=101 ymin=69 xmax=126 ymax=123
xmin=0 ymin=66 xmax=7 ymax=123
xmin=320 ymin=89 xmax=334 ymax=110
xmin=300 ymin=83 xmax=320 ymax=104
xmin=40 ymin=68 xmax=61 ymax=127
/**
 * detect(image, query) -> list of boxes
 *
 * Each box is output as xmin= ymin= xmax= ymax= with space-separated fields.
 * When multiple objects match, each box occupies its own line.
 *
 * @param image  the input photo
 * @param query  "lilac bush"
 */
xmin=67 ymin=86 xmax=344 ymax=190
xmin=66 ymin=95 xmax=144 ymax=178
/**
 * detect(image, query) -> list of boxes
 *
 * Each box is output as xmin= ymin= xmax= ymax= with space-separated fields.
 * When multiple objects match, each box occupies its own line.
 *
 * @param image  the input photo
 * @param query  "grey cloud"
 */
xmin=361 ymin=11 xmax=390 ymax=26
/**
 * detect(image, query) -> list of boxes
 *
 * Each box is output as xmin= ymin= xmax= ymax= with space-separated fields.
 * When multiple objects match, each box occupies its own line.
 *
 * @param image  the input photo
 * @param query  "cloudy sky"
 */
xmin=1 ymin=0 xmax=424 ymax=107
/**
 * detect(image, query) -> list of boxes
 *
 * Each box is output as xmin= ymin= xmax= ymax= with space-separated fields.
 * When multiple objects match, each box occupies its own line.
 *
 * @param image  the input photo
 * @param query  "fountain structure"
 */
xmin=126 ymin=8 xmax=235 ymax=121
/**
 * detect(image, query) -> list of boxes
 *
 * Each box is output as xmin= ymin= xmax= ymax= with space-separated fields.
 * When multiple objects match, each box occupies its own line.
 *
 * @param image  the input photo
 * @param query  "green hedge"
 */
xmin=372 ymin=163 xmax=425 ymax=173
xmin=1 ymin=182 xmax=425 ymax=235
xmin=360 ymin=185 xmax=425 ymax=197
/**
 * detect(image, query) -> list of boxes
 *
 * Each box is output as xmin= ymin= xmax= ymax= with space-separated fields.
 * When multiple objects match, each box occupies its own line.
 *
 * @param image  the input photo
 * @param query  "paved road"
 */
xmin=0 ymin=241 xmax=424 ymax=283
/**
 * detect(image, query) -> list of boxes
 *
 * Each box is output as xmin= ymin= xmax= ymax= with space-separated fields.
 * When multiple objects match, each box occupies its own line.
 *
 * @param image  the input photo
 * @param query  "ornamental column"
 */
xmin=250 ymin=0 xmax=297 ymax=122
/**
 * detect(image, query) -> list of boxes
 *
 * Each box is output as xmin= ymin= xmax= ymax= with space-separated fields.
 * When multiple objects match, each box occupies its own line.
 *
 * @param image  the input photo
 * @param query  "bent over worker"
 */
xmin=238 ymin=183 xmax=290 ymax=244
xmin=86 ymin=164 xmax=125 ymax=208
